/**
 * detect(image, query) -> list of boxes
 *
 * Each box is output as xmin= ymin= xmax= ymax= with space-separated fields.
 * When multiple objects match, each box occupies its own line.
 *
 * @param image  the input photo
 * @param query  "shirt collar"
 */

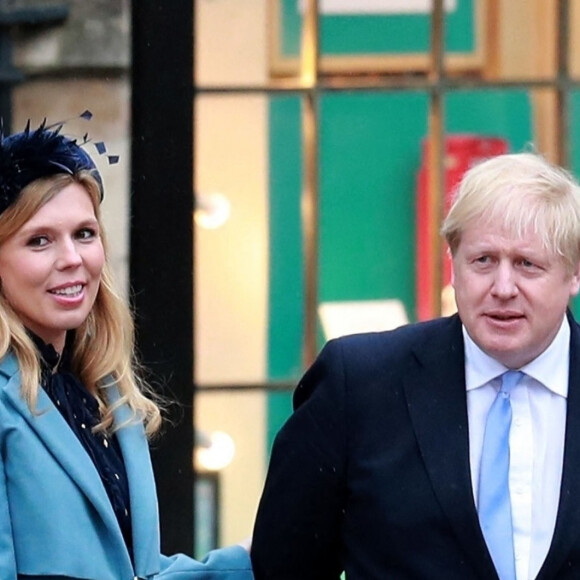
xmin=28 ymin=329 xmax=74 ymax=376
xmin=463 ymin=316 xmax=569 ymax=398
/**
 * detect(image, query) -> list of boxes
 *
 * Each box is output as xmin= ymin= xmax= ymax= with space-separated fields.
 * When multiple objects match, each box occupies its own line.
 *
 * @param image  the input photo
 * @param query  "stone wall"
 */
xmin=10 ymin=0 xmax=131 ymax=293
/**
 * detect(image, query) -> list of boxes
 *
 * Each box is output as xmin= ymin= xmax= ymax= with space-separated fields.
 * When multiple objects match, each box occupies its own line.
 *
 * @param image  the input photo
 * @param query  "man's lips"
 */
xmin=485 ymin=311 xmax=524 ymax=321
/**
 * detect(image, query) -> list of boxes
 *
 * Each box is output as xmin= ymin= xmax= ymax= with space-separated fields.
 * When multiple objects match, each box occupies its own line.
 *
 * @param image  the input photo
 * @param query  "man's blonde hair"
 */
xmin=441 ymin=152 xmax=580 ymax=275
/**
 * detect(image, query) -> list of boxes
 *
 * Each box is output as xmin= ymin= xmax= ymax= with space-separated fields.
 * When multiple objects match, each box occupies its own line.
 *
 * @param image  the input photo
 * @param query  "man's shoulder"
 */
xmin=333 ymin=313 xmax=461 ymax=354
xmin=294 ymin=315 xmax=463 ymax=409
xmin=311 ymin=314 xmax=463 ymax=380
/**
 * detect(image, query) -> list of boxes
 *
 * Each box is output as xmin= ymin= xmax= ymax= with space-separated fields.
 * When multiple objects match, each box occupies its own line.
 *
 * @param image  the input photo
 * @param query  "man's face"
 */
xmin=452 ymin=219 xmax=580 ymax=369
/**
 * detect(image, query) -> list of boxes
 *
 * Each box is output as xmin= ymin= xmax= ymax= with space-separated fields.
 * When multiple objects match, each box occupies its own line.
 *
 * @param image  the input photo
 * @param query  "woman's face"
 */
xmin=0 ymin=182 xmax=105 ymax=352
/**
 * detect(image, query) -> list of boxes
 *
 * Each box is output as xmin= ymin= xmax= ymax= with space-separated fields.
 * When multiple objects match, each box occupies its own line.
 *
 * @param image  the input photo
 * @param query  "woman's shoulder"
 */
xmin=0 ymin=354 xmax=21 ymax=424
xmin=0 ymin=352 xmax=18 ymax=382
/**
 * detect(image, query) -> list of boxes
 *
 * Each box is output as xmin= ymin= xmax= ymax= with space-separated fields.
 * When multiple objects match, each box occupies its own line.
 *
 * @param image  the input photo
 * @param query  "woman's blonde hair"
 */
xmin=0 ymin=171 xmax=162 ymax=436
xmin=441 ymin=152 xmax=580 ymax=275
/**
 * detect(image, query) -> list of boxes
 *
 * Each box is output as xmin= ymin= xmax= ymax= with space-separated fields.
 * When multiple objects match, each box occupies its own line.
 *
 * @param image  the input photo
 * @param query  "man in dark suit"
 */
xmin=251 ymin=152 xmax=580 ymax=579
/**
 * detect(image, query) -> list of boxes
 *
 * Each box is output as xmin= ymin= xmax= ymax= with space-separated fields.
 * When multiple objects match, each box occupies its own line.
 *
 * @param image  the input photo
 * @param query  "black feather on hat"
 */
xmin=0 ymin=111 xmax=118 ymax=215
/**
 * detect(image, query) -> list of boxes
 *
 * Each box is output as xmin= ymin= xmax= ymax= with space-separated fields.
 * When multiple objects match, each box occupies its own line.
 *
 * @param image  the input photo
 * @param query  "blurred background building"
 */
xmin=6 ymin=0 xmax=580 ymax=560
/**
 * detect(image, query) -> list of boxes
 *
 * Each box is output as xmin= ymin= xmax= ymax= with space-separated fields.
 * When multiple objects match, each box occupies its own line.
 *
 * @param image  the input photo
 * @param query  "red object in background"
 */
xmin=416 ymin=135 xmax=509 ymax=321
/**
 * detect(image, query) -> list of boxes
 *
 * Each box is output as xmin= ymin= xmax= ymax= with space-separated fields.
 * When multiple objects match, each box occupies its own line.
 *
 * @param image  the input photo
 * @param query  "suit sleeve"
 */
xmin=251 ymin=339 xmax=348 ymax=580
xmin=157 ymin=545 xmax=253 ymax=578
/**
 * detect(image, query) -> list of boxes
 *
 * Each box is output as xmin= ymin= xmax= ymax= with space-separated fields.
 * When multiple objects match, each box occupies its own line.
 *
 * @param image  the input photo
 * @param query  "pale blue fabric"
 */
xmin=0 ymin=353 xmax=253 ymax=579
xmin=478 ymin=370 xmax=523 ymax=580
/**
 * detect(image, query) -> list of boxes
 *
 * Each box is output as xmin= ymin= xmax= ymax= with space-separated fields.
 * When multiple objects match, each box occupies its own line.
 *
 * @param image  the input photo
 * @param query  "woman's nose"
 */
xmin=56 ymin=239 xmax=82 ymax=268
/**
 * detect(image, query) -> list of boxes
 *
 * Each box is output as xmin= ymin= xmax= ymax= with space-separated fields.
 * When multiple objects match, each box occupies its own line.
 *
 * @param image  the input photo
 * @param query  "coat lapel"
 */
xmin=402 ymin=315 xmax=499 ymax=580
xmin=0 ymin=358 xmax=124 ymax=544
xmin=108 ymin=384 xmax=161 ymax=577
xmin=536 ymin=314 xmax=580 ymax=579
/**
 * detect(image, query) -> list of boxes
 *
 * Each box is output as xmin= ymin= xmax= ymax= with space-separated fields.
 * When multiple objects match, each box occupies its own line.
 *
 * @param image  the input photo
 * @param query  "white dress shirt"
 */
xmin=464 ymin=317 xmax=569 ymax=580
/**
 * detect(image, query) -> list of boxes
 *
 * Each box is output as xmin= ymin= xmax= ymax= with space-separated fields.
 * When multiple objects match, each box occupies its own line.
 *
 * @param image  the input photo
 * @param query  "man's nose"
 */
xmin=491 ymin=262 xmax=518 ymax=298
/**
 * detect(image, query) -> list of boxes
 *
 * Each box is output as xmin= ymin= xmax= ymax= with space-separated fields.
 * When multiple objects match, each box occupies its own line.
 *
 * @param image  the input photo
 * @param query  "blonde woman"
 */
xmin=0 ymin=121 xmax=252 ymax=579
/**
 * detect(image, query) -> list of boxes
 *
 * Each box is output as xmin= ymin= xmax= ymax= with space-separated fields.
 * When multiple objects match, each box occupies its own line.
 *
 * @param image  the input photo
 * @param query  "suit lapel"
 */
xmin=108 ymin=384 xmax=160 ymax=577
xmin=536 ymin=314 xmax=580 ymax=579
xmin=403 ymin=315 xmax=499 ymax=580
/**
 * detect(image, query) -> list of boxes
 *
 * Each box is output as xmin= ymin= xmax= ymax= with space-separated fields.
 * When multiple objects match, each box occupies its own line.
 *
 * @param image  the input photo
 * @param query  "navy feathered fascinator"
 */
xmin=0 ymin=111 xmax=118 ymax=214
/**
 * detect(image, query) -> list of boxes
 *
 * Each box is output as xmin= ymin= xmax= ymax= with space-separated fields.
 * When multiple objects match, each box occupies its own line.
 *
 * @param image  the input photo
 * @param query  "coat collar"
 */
xmin=107 ymin=382 xmax=161 ymax=577
xmin=0 ymin=357 xmax=120 ymax=528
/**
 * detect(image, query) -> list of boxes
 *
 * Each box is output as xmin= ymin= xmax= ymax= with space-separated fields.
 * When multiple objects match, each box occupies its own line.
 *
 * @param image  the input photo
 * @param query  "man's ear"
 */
xmin=447 ymin=247 xmax=456 ymax=289
xmin=570 ymin=261 xmax=580 ymax=296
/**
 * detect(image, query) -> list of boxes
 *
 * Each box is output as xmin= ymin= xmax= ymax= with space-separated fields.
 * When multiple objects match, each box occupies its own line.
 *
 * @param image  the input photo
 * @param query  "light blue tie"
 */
xmin=478 ymin=370 xmax=523 ymax=580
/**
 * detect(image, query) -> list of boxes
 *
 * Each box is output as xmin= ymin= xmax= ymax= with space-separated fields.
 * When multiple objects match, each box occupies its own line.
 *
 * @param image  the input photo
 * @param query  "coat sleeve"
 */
xmin=157 ymin=545 xmax=253 ymax=578
xmin=251 ymin=339 xmax=348 ymax=580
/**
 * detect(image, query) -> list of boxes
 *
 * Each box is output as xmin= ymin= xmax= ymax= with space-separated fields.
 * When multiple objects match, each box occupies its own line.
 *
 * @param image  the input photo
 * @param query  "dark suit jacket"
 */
xmin=251 ymin=314 xmax=580 ymax=579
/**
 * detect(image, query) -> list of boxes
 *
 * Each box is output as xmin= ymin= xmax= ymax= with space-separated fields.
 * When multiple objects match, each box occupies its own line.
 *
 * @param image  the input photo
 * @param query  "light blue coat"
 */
xmin=0 ymin=354 xmax=253 ymax=579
